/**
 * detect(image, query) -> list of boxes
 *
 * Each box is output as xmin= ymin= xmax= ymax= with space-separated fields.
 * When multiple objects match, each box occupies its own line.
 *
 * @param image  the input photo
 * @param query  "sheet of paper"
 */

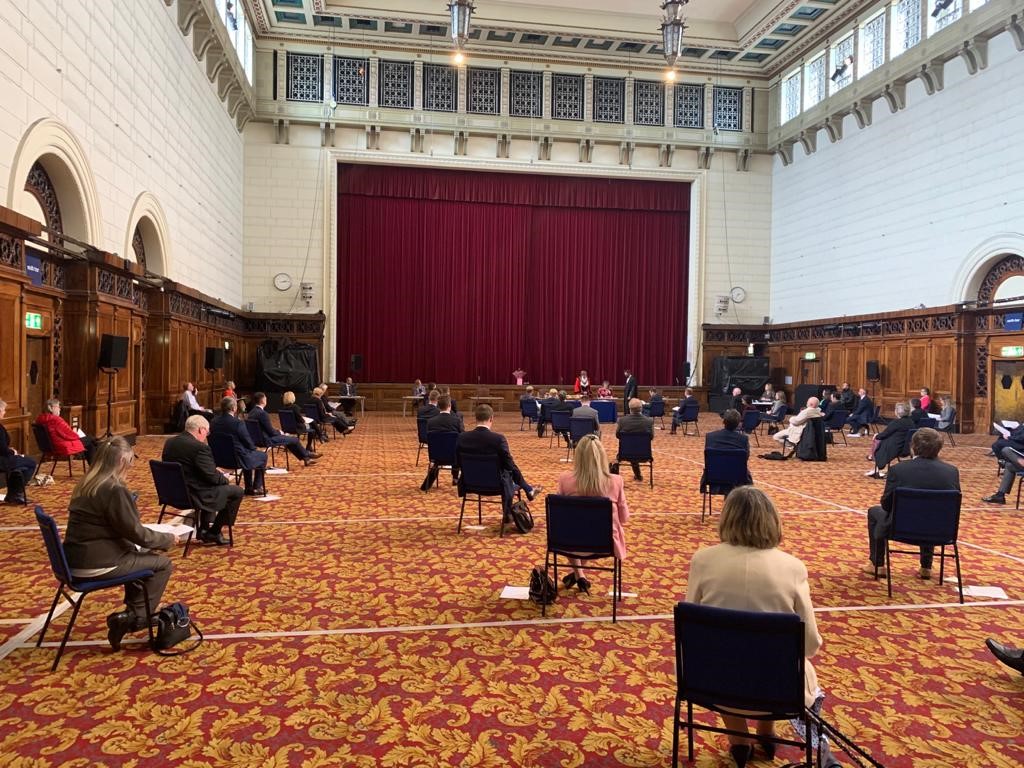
xmin=75 ymin=428 xmax=86 ymax=437
xmin=463 ymin=525 xmax=486 ymax=531
xmin=327 ymin=401 xmax=340 ymax=408
xmin=993 ymin=422 xmax=1011 ymax=438
xmin=143 ymin=523 xmax=194 ymax=536
xmin=957 ymin=585 xmax=1009 ymax=599
xmin=1002 ymin=420 xmax=1019 ymax=429
xmin=303 ymin=416 xmax=313 ymax=424
xmin=253 ymin=494 xmax=281 ymax=502
xmin=265 ymin=467 xmax=288 ymax=475
xmin=500 ymin=586 xmax=531 ymax=600
xmin=607 ymin=591 xmax=638 ymax=598
xmin=927 ymin=413 xmax=940 ymax=420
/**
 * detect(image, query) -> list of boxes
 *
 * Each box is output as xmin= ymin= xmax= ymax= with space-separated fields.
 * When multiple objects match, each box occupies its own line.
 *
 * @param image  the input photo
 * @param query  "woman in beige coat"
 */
xmin=686 ymin=487 xmax=838 ymax=767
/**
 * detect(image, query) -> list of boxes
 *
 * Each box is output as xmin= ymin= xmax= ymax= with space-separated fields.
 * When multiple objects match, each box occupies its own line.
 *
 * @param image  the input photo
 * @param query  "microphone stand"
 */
xmin=99 ymin=366 xmax=120 ymax=438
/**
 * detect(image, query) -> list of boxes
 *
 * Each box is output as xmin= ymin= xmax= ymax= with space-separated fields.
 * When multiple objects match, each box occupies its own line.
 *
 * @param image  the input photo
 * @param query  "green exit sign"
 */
xmin=1001 ymin=346 xmax=1024 ymax=358
xmin=24 ymin=312 xmax=42 ymax=330
xmin=803 ymin=351 xmax=817 ymax=360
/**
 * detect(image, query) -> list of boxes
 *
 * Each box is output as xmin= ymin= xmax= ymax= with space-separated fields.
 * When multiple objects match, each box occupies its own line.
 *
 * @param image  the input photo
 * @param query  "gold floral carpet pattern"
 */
xmin=1 ymin=413 xmax=1023 ymax=767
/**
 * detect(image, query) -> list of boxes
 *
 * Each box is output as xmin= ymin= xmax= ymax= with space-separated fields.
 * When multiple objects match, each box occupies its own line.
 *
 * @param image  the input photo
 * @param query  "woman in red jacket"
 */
xmin=34 ymin=399 xmax=97 ymax=464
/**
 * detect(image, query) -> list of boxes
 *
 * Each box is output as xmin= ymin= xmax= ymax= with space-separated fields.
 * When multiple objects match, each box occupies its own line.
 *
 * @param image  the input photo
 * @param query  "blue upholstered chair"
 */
xmin=884 ymin=488 xmax=963 ymax=603
xmin=700 ymin=448 xmax=749 ymax=522
xmin=617 ymin=432 xmax=654 ymax=487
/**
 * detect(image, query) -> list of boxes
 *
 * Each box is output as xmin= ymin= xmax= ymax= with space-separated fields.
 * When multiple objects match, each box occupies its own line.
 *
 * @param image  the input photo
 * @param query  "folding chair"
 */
xmin=302 ymin=402 xmax=331 ymax=444
xmin=566 ymin=416 xmax=598 ymax=461
xmin=823 ymin=408 xmax=850 ymax=446
xmin=672 ymin=602 xmax=811 ymax=768
xmin=32 ymin=423 xmax=87 ymax=478
xmin=519 ymin=398 xmax=539 ymax=431
xmin=884 ymin=487 xmax=963 ymax=603
xmin=424 ymin=431 xmax=459 ymax=490
xmin=34 ymin=506 xmax=155 ymax=671
xmin=700 ymin=448 xmax=749 ymax=522
xmin=868 ymin=405 xmax=885 ymax=434
xmin=544 ymin=494 xmax=622 ymax=621
xmin=617 ymin=432 xmax=654 ymax=487
xmin=207 ymin=432 xmax=243 ymax=486
xmin=676 ymin=403 xmax=700 ymax=436
xmin=277 ymin=409 xmax=312 ymax=454
xmin=740 ymin=410 xmax=761 ymax=446
xmin=149 ymin=459 xmax=225 ymax=557
xmin=456 ymin=453 xmax=518 ymax=537
xmin=647 ymin=399 xmax=666 ymax=429
xmin=415 ymin=417 xmax=429 ymax=466
xmin=549 ymin=411 xmax=572 ymax=449
xmin=936 ymin=409 xmax=957 ymax=447
xmin=246 ymin=418 xmax=288 ymax=471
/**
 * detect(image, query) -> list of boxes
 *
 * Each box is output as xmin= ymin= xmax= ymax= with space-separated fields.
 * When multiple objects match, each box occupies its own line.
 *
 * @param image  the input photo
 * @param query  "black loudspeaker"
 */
xmin=98 ymin=334 xmax=129 ymax=369
xmin=205 ymin=347 xmax=225 ymax=370
xmin=866 ymin=360 xmax=880 ymax=381
xmin=682 ymin=362 xmax=691 ymax=382
xmin=350 ymin=354 xmax=363 ymax=372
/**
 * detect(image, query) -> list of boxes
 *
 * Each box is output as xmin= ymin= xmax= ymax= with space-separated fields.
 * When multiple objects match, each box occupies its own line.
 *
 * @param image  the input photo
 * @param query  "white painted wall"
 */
xmin=0 ymin=0 xmax=244 ymax=305
xmin=771 ymin=30 xmax=1024 ymax=323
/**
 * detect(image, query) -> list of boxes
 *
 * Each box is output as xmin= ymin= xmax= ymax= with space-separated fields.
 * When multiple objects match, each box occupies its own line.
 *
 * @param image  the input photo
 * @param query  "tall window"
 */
xmin=892 ymin=0 xmax=922 ymax=57
xmin=930 ymin=0 xmax=963 ymax=33
xmin=829 ymin=35 xmax=854 ymax=94
xmin=781 ymin=69 xmax=801 ymax=123
xmin=860 ymin=12 xmax=886 ymax=76
xmin=803 ymin=55 xmax=827 ymax=110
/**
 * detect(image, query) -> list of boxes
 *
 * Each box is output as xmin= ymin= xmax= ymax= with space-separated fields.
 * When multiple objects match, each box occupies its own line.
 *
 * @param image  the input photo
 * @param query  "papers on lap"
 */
xmin=75 ymin=428 xmax=86 ymax=438
xmin=303 ymin=416 xmax=313 ymax=424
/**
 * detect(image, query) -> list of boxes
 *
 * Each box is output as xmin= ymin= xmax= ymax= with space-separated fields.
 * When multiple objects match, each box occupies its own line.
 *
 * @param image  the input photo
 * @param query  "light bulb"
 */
xmin=665 ymin=69 xmax=677 ymax=82
xmin=453 ymin=51 xmax=465 ymax=65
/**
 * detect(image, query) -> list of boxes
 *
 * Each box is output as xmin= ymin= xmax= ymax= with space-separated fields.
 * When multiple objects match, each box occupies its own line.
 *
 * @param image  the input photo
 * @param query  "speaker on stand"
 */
xmin=98 ymin=334 xmax=129 ymax=438
xmin=866 ymin=360 xmax=881 ymax=400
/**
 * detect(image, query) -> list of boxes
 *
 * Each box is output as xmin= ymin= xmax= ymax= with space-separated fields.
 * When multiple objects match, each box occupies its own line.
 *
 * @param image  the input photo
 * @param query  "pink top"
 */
xmin=920 ymin=394 xmax=931 ymax=411
xmin=555 ymin=471 xmax=630 ymax=560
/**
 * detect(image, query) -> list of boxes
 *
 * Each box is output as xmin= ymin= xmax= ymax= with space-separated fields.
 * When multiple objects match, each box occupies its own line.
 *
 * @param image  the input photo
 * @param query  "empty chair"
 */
xmin=424 ymin=431 xmax=459 ymax=491
xmin=34 ymin=506 xmax=155 ymax=671
xmin=823 ymin=408 xmax=850 ymax=447
xmin=415 ymin=417 xmax=429 ymax=466
xmin=456 ymin=453 xmax=517 ymax=536
xmin=674 ymin=402 xmax=700 ymax=436
xmin=740 ymin=410 xmax=761 ymax=446
xmin=566 ymin=416 xmax=598 ymax=460
xmin=700 ymin=448 xmax=750 ymax=522
xmin=884 ymin=487 xmax=964 ymax=603
xmin=207 ymin=432 xmax=243 ymax=486
xmin=549 ymin=410 xmax=572 ymax=449
xmin=519 ymin=398 xmax=539 ymax=431
xmin=617 ymin=432 xmax=654 ymax=488
xmin=543 ymin=494 xmax=622 ymax=621
xmin=32 ymin=423 xmax=86 ymax=478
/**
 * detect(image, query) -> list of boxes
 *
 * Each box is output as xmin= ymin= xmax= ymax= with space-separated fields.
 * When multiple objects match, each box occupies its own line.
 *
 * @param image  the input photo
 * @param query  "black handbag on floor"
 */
xmin=152 ymin=602 xmax=203 ymax=655
xmin=508 ymin=500 xmax=534 ymax=533
xmin=529 ymin=566 xmax=556 ymax=605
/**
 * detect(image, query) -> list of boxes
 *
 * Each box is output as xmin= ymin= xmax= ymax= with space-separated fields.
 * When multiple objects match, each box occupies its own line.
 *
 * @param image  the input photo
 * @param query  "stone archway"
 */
xmin=7 ymin=118 xmax=102 ymax=245
xmin=952 ymin=234 xmax=1024 ymax=305
xmin=124 ymin=192 xmax=171 ymax=276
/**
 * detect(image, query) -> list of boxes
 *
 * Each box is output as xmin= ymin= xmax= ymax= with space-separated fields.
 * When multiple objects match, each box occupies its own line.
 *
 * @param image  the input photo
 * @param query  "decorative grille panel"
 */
xmin=592 ymin=77 xmax=624 ymax=123
xmin=860 ymin=13 xmax=886 ymax=75
xmin=892 ymin=0 xmax=921 ymax=56
xmin=551 ymin=74 xmax=584 ymax=120
xmin=286 ymin=53 xmax=323 ymax=102
xmin=633 ymin=80 xmax=664 ymax=126
xmin=673 ymin=84 xmax=703 ymax=128
xmin=379 ymin=61 xmax=413 ymax=109
xmin=423 ymin=64 xmax=456 ymax=112
xmin=933 ymin=0 xmax=962 ymax=31
xmin=829 ymin=36 xmax=854 ymax=94
xmin=712 ymin=86 xmax=742 ymax=132
xmin=781 ymin=71 xmax=801 ymax=123
xmin=467 ymin=67 xmax=500 ymax=114
xmin=509 ymin=71 xmax=543 ymax=118
xmin=803 ymin=56 xmax=826 ymax=110
xmin=333 ymin=57 xmax=368 ymax=106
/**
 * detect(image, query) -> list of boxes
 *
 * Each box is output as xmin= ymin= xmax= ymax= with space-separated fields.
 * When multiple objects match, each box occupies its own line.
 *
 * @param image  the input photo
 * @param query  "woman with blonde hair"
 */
xmin=63 ymin=437 xmax=187 ymax=651
xmin=282 ymin=391 xmax=321 ymax=455
xmin=685 ymin=487 xmax=838 ymax=767
xmin=554 ymin=434 xmax=629 ymax=594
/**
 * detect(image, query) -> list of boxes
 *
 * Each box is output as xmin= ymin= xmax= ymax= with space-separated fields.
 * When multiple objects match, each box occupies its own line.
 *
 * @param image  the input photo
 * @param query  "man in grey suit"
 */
xmin=571 ymin=397 xmax=600 ymax=436
xmin=615 ymin=397 xmax=653 ymax=481
xmin=866 ymin=428 xmax=960 ymax=579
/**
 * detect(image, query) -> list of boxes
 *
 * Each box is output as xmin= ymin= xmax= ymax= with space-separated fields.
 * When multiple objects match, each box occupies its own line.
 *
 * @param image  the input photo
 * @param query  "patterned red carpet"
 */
xmin=1 ymin=412 xmax=1023 ymax=766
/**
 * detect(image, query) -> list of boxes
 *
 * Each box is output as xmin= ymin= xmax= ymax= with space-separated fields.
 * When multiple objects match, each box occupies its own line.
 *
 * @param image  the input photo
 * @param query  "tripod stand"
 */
xmin=100 ymin=367 xmax=120 ymax=438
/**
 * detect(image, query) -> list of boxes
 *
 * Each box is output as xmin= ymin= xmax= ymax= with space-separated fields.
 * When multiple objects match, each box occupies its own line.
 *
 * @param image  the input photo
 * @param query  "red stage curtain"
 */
xmin=337 ymin=165 xmax=689 ymax=385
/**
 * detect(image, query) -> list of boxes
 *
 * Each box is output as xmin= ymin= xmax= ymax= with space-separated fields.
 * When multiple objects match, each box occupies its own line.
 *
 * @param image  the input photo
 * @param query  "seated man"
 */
xmin=162 ymin=415 xmax=244 ymax=545
xmin=180 ymin=382 xmax=214 ymax=419
xmin=982 ymin=444 xmax=1024 ymax=505
xmin=845 ymin=388 xmax=874 ymax=436
xmin=536 ymin=388 xmax=560 ymax=437
xmin=641 ymin=388 xmax=664 ymax=418
xmin=700 ymin=409 xmax=752 ymax=493
xmin=839 ymin=382 xmax=857 ymax=411
xmin=456 ymin=404 xmax=542 ymax=516
xmin=670 ymin=387 xmax=700 ymax=435
xmin=865 ymin=403 xmax=915 ymax=479
xmin=210 ymin=396 xmax=268 ymax=495
xmin=909 ymin=397 xmax=931 ymax=425
xmin=821 ymin=392 xmax=842 ymax=420
xmin=420 ymin=394 xmax=463 ymax=491
xmin=615 ymin=398 xmax=654 ymax=481
xmin=867 ymin=428 xmax=959 ymax=579
xmin=729 ymin=386 xmax=744 ymax=413
xmin=0 ymin=398 xmax=37 ymax=484
xmin=339 ymin=377 xmax=358 ymax=416
xmin=418 ymin=389 xmax=441 ymax=420
xmin=572 ymin=397 xmax=600 ymax=436
xmin=35 ymin=398 xmax=98 ymax=464
xmin=248 ymin=392 xmax=318 ymax=467
xmin=548 ymin=391 xmax=575 ymax=444
xmin=772 ymin=397 xmax=822 ymax=450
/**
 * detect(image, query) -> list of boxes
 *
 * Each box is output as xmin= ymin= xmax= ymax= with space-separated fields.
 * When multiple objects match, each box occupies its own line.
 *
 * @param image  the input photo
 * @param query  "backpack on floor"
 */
xmin=528 ymin=566 xmax=556 ymax=605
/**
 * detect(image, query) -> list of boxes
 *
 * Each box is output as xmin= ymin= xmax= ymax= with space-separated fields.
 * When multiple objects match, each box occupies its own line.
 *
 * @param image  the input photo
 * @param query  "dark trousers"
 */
xmin=421 ymin=463 xmax=459 ymax=491
xmin=5 ymin=455 xmax=38 ymax=479
xmin=103 ymin=552 xmax=174 ymax=618
xmin=270 ymin=434 xmax=308 ymax=460
xmin=867 ymin=505 xmax=933 ymax=568
xmin=201 ymin=484 xmax=244 ymax=532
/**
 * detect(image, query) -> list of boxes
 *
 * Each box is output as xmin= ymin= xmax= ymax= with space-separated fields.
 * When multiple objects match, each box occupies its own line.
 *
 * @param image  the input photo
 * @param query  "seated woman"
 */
xmin=223 ymin=381 xmax=246 ymax=413
xmin=35 ymin=398 xmax=98 ymax=464
xmin=574 ymin=370 xmax=592 ymax=398
xmin=761 ymin=383 xmax=775 ymax=402
xmin=313 ymin=386 xmax=354 ymax=434
xmin=63 ymin=437 xmax=188 ymax=650
xmin=555 ymin=434 xmax=629 ymax=594
xmin=596 ymin=380 xmax=613 ymax=399
xmin=760 ymin=391 xmax=788 ymax=435
xmin=686 ymin=487 xmax=838 ymax=768
xmin=282 ymin=391 xmax=321 ymax=456
xmin=936 ymin=395 xmax=956 ymax=430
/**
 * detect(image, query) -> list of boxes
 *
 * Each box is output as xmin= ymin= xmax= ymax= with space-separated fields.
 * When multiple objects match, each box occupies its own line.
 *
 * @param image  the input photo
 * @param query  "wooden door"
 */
xmin=26 ymin=335 xmax=50 ymax=419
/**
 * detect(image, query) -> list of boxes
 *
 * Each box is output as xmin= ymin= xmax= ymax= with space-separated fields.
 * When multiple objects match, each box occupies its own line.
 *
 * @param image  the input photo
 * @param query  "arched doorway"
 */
xmin=124 ymin=192 xmax=171 ymax=277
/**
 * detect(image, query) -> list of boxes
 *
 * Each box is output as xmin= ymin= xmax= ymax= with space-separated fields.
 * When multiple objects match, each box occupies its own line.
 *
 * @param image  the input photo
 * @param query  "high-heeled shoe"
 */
xmin=562 ymin=573 xmax=578 ymax=590
xmin=576 ymin=577 xmax=592 ymax=595
xmin=728 ymin=744 xmax=753 ymax=767
xmin=756 ymin=737 xmax=776 ymax=759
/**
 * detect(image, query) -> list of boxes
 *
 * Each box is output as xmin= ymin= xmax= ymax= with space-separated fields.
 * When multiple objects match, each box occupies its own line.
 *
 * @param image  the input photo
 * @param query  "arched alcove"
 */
xmin=7 ymin=118 xmax=102 ymax=245
xmin=952 ymin=234 xmax=1024 ymax=305
xmin=124 ymin=192 xmax=172 ymax=277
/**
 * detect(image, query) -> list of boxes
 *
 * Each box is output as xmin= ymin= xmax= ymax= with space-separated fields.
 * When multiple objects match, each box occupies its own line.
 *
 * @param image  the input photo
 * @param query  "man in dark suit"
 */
xmin=729 ymin=387 xmax=744 ymax=414
xmin=821 ymin=392 xmax=842 ymax=420
xmin=210 ymin=396 xmax=268 ymax=495
xmin=700 ymin=409 xmax=752 ymax=493
xmin=982 ymin=442 xmax=1024 ymax=505
xmin=545 ymin=391 xmax=575 ymax=445
xmin=0 ymin=398 xmax=37 ymax=491
xmin=161 ymin=415 xmax=244 ymax=545
xmin=339 ymin=377 xmax=358 ymax=416
xmin=417 ymin=389 xmax=441 ymax=420
xmin=571 ymin=397 xmax=600 ymax=436
xmin=537 ymin=388 xmax=559 ymax=437
xmin=846 ymin=388 xmax=874 ymax=436
xmin=622 ymin=370 xmax=637 ymax=411
xmin=615 ymin=398 xmax=654 ymax=481
xmin=670 ymin=388 xmax=700 ymax=435
xmin=909 ymin=398 xmax=931 ymax=426
xmin=249 ymin=392 xmax=318 ymax=466
xmin=642 ymin=388 xmax=664 ymax=418
xmin=867 ymin=428 xmax=960 ymax=579
xmin=456 ymin=404 xmax=541 ymax=515
xmin=839 ymin=382 xmax=857 ymax=411
xmin=420 ymin=394 xmax=463 ymax=490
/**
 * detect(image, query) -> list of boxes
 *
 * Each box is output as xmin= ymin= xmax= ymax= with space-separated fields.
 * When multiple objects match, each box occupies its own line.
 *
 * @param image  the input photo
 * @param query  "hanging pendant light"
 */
xmin=661 ymin=0 xmax=689 ymax=69
xmin=449 ymin=0 xmax=475 ymax=50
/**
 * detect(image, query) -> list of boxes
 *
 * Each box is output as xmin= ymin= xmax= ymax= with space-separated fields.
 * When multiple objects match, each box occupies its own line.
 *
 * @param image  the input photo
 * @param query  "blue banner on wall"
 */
xmin=25 ymin=251 xmax=42 ymax=286
xmin=1005 ymin=313 xmax=1023 ymax=332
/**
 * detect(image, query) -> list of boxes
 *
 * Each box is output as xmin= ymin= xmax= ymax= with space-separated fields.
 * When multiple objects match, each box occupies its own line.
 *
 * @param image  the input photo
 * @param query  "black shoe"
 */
xmin=987 ymin=638 xmax=1024 ymax=673
xmin=304 ymin=458 xmax=319 ymax=467
xmin=982 ymin=494 xmax=1006 ymax=505
xmin=526 ymin=485 xmax=543 ymax=502
xmin=106 ymin=610 xmax=136 ymax=651
xmin=562 ymin=573 xmax=578 ymax=590
xmin=633 ymin=474 xmax=643 ymax=482
xmin=576 ymin=577 xmax=591 ymax=595
xmin=200 ymin=529 xmax=229 ymax=546
xmin=729 ymin=744 xmax=753 ymax=767
xmin=756 ymin=738 xmax=776 ymax=760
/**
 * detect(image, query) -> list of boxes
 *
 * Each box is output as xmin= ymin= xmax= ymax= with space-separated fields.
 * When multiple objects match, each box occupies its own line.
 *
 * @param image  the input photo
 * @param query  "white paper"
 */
xmin=253 ymin=494 xmax=281 ymax=502
xmin=143 ymin=523 xmax=194 ymax=536
xmin=75 ymin=428 xmax=86 ymax=437
xmin=927 ymin=413 xmax=941 ymax=420
xmin=463 ymin=525 xmax=486 ymax=531
xmin=957 ymin=585 xmax=1009 ymax=599
xmin=0 ymin=492 xmax=5 ymax=502
xmin=500 ymin=586 xmax=531 ymax=600
xmin=607 ymin=590 xmax=638 ymax=598
xmin=303 ymin=416 xmax=313 ymax=424
xmin=327 ymin=401 xmax=340 ymax=408
xmin=993 ymin=423 xmax=1011 ymax=438
xmin=265 ymin=467 xmax=288 ymax=475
